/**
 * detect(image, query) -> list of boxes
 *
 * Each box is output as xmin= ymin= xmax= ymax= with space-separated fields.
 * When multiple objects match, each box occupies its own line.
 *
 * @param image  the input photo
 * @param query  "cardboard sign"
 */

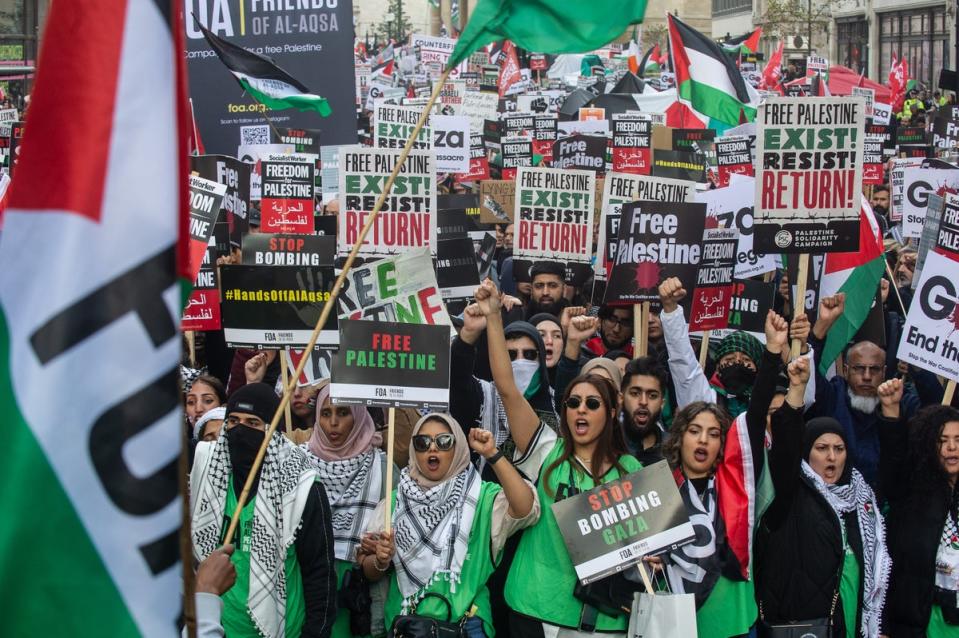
xmin=191 ymin=154 xmax=251 ymax=244
xmin=605 ymin=200 xmax=707 ymax=307
xmin=715 ymin=135 xmax=754 ymax=187
xmin=612 ymin=114 xmax=652 ymax=175
xmin=551 ymin=461 xmax=695 ymax=585
xmin=651 ymin=149 xmax=707 ymax=183
xmin=437 ymin=236 xmax=481 ymax=301
xmin=336 ymin=247 xmax=451 ymax=327
xmin=890 ymin=157 xmax=925 ymax=223
xmin=187 ymin=175 xmax=227 ymax=279
xmin=338 ymin=147 xmax=437 ymax=257
xmin=698 ymin=177 xmax=777 ymax=278
xmin=513 ymin=166 xmax=596 ymax=264
xmin=901 ymin=167 xmax=959 ymax=239
xmin=260 ymin=153 xmax=316 ymax=234
xmin=241 ymin=234 xmax=335 ymax=267
xmin=182 ymin=243 xmax=221 ymax=332
xmin=553 ymin=134 xmax=607 ymax=172
xmin=754 ymin=97 xmax=865 ymax=253
xmin=375 ymin=104 xmax=431 ymax=149
xmin=221 ymin=265 xmax=338 ymax=348
xmin=689 ymin=228 xmax=738 ymax=332
xmin=479 ymin=179 xmax=515 ymax=223
xmin=331 ymin=319 xmax=451 ymax=410
xmin=597 ymin=174 xmax=697 ymax=279
xmin=430 ymin=115 xmax=470 ymax=173
xmin=461 ymin=90 xmax=499 ymax=133
xmin=863 ymin=134 xmax=885 ymax=185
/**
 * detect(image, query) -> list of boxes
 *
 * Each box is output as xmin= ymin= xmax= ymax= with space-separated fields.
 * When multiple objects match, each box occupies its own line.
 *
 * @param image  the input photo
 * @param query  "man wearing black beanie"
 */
xmin=525 ymin=260 xmax=569 ymax=318
xmin=190 ymin=383 xmax=337 ymax=638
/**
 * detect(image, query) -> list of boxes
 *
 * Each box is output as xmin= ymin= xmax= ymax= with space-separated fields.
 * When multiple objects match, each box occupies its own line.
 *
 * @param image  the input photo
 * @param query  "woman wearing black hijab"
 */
xmin=756 ymin=406 xmax=891 ymax=636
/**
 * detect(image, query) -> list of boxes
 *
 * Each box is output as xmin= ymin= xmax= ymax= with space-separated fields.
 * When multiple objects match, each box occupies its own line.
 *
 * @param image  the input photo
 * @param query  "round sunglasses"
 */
xmin=412 ymin=433 xmax=456 ymax=452
xmin=564 ymin=396 xmax=603 ymax=411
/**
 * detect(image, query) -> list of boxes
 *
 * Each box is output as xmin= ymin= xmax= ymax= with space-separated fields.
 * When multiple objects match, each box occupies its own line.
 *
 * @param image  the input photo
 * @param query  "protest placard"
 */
xmin=933 ymin=107 xmax=959 ymax=152
xmin=852 ymin=87 xmax=875 ymax=119
xmin=330 ymin=319 xmax=451 ymax=410
xmin=754 ymin=97 xmax=866 ymax=253
xmin=579 ymin=107 xmax=606 ymax=122
xmin=551 ymin=461 xmax=695 ymax=585
xmin=188 ymin=175 xmax=227 ymax=279
xmin=314 ymin=215 xmax=337 ymax=237
xmin=336 ymin=247 xmax=451 ymax=327
xmin=501 ymin=134 xmax=533 ymax=180
xmin=715 ymin=135 xmax=754 ymax=187
xmin=672 ymin=128 xmax=716 ymax=153
xmin=890 ymin=157 xmax=924 ymax=222
xmin=284 ymin=348 xmax=333 ymax=387
xmin=898 ymin=193 xmax=959 ymax=382
xmin=901 ymin=166 xmax=959 ymax=238
xmin=437 ymin=236 xmax=481 ymax=302
xmin=867 ymin=121 xmax=896 ymax=157
xmin=430 ymin=114 xmax=470 ymax=173
xmin=688 ymin=228 xmax=738 ymax=332
xmin=479 ymin=180 xmax=515 ymax=223
xmin=437 ymin=80 xmax=467 ymax=115
xmin=605 ymin=200 xmax=707 ymax=307
xmin=612 ymin=114 xmax=652 ymax=175
xmin=863 ymin=134 xmax=885 ymax=185
xmin=651 ymin=148 xmax=707 ymax=183
xmin=410 ymin=33 xmax=468 ymax=78
xmin=698 ymin=176 xmax=777 ymax=279
xmin=182 ymin=243 xmax=221 ymax=332
xmin=191 ymin=154 xmax=251 ymax=244
xmin=338 ymin=147 xmax=436 ymax=257
xmin=596 ymin=173 xmax=696 ymax=279
xmin=455 ymin=132 xmax=491 ymax=182
xmin=533 ymin=113 xmax=558 ymax=162
xmin=698 ymin=279 xmax=776 ymax=342
xmin=260 ymin=153 xmax=315 ymax=234
xmin=461 ymin=90 xmax=499 ymax=133
xmin=872 ymin=102 xmax=892 ymax=126
xmin=898 ymin=126 xmax=929 ymax=149
xmin=213 ymin=220 xmax=231 ymax=258
xmin=242 ymin=234 xmax=335 ymax=267
xmin=221 ymin=264 xmax=338 ymax=348
xmin=375 ymin=104 xmax=431 ymax=149
xmin=553 ymin=134 xmax=607 ymax=172
xmin=513 ymin=167 xmax=596 ymax=264
xmin=913 ymin=194 xmax=946 ymax=290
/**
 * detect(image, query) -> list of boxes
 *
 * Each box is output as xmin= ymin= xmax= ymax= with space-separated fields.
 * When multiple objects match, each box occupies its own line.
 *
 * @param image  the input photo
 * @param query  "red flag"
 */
xmin=760 ymin=42 xmax=783 ymax=92
xmin=497 ymin=41 xmax=522 ymax=96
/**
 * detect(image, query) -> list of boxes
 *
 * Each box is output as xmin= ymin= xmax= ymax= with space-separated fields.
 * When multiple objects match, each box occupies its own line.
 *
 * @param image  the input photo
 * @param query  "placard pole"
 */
xmin=790 ymin=254 xmax=810 ymax=360
xmin=384 ymin=407 xmax=396 ymax=533
xmin=221 ymin=66 xmax=455 ymax=546
xmin=699 ymin=330 xmax=711 ymax=368
xmin=944 ymin=380 xmax=956 ymax=406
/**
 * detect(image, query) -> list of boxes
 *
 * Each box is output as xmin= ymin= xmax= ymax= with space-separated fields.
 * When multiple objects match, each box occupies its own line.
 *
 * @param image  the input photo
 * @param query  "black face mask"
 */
xmin=717 ymin=362 xmax=757 ymax=396
xmin=227 ymin=426 xmax=267 ymax=494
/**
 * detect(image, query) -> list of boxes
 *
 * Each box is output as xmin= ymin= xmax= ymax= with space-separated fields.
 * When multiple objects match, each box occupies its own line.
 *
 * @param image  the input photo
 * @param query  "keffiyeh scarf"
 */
xmin=392 ymin=464 xmax=481 ymax=604
xmin=304 ymin=447 xmax=384 ymax=561
xmin=801 ymin=461 xmax=890 ymax=637
xmin=191 ymin=430 xmax=317 ymax=638
xmin=666 ymin=477 xmax=726 ymax=608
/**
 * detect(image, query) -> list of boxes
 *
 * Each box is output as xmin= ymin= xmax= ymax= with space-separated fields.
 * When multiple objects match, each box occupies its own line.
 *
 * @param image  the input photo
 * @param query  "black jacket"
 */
xmin=296 ymin=482 xmax=338 ymax=638
xmin=755 ymin=404 xmax=864 ymax=634
xmin=883 ymin=415 xmax=956 ymax=636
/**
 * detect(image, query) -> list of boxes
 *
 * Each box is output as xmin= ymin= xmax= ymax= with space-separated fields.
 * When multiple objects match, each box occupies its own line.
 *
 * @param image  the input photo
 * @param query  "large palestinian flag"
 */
xmin=197 ymin=20 xmax=332 ymax=117
xmin=723 ymin=28 xmax=762 ymax=56
xmin=667 ymin=14 xmax=760 ymax=128
xmin=0 ymin=0 xmax=188 ymax=634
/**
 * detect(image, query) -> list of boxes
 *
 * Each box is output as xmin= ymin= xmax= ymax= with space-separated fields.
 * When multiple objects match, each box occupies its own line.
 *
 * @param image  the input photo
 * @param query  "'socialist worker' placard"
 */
xmin=551 ymin=461 xmax=695 ymax=585
xmin=330 ymin=319 xmax=451 ymax=410
xmin=754 ymin=96 xmax=865 ymax=253
xmin=513 ymin=166 xmax=596 ymax=265
xmin=338 ymin=147 xmax=437 ymax=257
xmin=260 ymin=153 xmax=316 ymax=235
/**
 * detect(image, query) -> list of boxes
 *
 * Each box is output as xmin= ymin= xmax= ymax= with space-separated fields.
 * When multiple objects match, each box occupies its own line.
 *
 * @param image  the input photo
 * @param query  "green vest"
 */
xmin=505 ymin=439 xmax=642 ymax=632
xmin=221 ymin=482 xmax=307 ymax=638
xmin=385 ymin=482 xmax=503 ymax=637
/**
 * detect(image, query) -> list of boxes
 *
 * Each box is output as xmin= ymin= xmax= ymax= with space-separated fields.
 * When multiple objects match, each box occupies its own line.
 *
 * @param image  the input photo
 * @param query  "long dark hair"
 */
xmin=907 ymin=405 xmax=959 ymax=490
xmin=662 ymin=402 xmax=733 ymax=475
xmin=544 ymin=373 xmax=627 ymax=497
xmin=188 ymin=374 xmax=227 ymax=404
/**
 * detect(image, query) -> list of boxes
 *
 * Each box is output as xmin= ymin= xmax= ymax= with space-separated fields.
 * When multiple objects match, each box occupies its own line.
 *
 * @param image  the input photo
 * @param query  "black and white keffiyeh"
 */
xmin=304 ymin=447 xmax=385 ymax=561
xmin=801 ymin=461 xmax=890 ymax=638
xmin=191 ymin=430 xmax=317 ymax=638
xmin=392 ymin=464 xmax=481 ymax=603
xmin=666 ymin=477 xmax=725 ymax=608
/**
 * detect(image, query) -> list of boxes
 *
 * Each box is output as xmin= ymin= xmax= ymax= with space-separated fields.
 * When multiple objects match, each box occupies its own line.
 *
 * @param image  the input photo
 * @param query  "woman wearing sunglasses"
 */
xmin=360 ymin=412 xmax=540 ymax=637
xmin=470 ymin=279 xmax=639 ymax=636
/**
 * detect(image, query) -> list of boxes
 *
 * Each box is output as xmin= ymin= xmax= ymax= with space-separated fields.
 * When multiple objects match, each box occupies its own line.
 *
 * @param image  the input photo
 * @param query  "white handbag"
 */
xmin=627 ymin=563 xmax=698 ymax=638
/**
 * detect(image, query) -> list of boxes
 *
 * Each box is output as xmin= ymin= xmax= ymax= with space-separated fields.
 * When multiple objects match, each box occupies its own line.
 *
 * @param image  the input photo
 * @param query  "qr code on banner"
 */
xmin=240 ymin=125 xmax=271 ymax=146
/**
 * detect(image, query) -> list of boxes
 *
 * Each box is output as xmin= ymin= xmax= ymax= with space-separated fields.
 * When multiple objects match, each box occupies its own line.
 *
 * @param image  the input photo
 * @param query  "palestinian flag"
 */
xmin=818 ymin=198 xmax=885 ymax=374
xmin=372 ymin=43 xmax=395 ymax=77
xmin=0 ymin=0 xmax=188 ymax=634
xmin=668 ymin=14 xmax=760 ymax=128
xmin=723 ymin=27 xmax=762 ymax=56
xmin=638 ymin=44 xmax=662 ymax=76
xmin=197 ymin=20 xmax=331 ymax=117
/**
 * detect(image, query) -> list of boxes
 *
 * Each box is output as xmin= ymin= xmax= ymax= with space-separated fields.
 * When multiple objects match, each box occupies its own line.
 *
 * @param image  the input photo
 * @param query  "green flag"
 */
xmin=448 ymin=0 xmax=649 ymax=69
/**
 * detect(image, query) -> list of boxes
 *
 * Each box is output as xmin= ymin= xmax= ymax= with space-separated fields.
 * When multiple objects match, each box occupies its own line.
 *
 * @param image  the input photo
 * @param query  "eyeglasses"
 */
xmin=412 ymin=433 xmax=456 ymax=452
xmin=508 ymin=348 xmax=538 ymax=361
xmin=226 ymin=415 xmax=266 ymax=431
xmin=603 ymin=316 xmax=632 ymax=330
xmin=848 ymin=364 xmax=885 ymax=376
xmin=565 ymin=396 xmax=603 ymax=411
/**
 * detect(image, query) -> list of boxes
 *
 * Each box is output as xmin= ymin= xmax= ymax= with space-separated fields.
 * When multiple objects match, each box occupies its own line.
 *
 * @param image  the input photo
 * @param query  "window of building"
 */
xmin=878 ymin=6 xmax=950 ymax=88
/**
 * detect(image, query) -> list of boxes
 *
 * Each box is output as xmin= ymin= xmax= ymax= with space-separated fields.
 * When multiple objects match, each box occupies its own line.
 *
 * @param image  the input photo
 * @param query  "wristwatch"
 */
xmin=486 ymin=450 xmax=504 ymax=465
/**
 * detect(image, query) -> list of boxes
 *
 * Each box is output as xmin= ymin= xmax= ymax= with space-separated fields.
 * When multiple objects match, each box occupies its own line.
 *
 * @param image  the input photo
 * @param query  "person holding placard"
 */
xmin=360 ymin=412 xmax=540 ymax=638
xmin=883 ymin=397 xmax=959 ymax=635
xmin=301 ymin=384 xmax=389 ymax=638
xmin=657 ymin=308 xmax=791 ymax=637
xmin=756 ymin=362 xmax=892 ymax=638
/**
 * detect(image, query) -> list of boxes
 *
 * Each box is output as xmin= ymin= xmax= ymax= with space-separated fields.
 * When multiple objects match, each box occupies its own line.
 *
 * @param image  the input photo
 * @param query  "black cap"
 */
xmin=249 ymin=206 xmax=261 ymax=227
xmin=226 ymin=382 xmax=279 ymax=423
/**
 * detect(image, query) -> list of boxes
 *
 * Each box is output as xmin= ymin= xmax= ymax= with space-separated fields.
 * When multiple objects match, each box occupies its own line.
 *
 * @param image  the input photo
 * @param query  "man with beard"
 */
xmin=585 ymin=304 xmax=634 ymax=356
xmin=892 ymin=246 xmax=917 ymax=288
xmin=620 ymin=356 xmax=668 ymax=465
xmin=870 ymin=185 xmax=890 ymax=225
xmin=190 ymin=383 xmax=337 ymax=638
xmin=524 ymin=261 xmax=569 ymax=318
xmin=808 ymin=293 xmax=919 ymax=490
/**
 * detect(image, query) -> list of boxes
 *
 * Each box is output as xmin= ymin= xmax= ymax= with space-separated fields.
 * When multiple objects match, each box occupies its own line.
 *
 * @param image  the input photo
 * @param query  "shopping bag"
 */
xmin=628 ymin=590 xmax=698 ymax=638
